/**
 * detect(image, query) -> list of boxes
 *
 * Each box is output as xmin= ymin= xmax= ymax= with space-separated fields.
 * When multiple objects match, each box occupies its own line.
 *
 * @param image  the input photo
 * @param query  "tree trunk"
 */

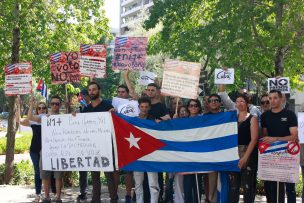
xmin=274 ymin=2 xmax=284 ymax=76
xmin=4 ymin=1 xmax=20 ymax=184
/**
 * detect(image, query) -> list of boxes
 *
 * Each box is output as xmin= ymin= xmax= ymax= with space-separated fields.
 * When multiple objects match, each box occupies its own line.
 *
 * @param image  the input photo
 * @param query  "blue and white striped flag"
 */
xmin=115 ymin=37 xmax=128 ymax=46
xmin=5 ymin=64 xmax=16 ymax=74
xmin=80 ymin=44 xmax=90 ymax=54
xmin=50 ymin=52 xmax=61 ymax=63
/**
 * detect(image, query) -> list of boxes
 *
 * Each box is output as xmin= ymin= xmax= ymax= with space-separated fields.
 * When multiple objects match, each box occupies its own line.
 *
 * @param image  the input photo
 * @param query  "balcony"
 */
xmin=121 ymin=5 xmax=141 ymax=17
xmin=121 ymin=0 xmax=138 ymax=7
xmin=144 ymin=1 xmax=153 ymax=8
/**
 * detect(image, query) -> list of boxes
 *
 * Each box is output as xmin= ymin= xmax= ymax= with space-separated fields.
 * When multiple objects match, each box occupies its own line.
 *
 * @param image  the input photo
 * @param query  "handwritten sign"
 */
xmin=214 ymin=69 xmax=234 ymax=84
xmin=80 ymin=44 xmax=107 ymax=78
xmin=138 ymin=71 xmax=156 ymax=85
xmin=112 ymin=97 xmax=139 ymax=117
xmin=267 ymin=77 xmax=290 ymax=93
xmin=50 ymin=52 xmax=80 ymax=84
xmin=4 ymin=62 xmax=32 ymax=95
xmin=298 ymin=113 xmax=304 ymax=144
xmin=161 ymin=59 xmax=200 ymax=99
xmin=258 ymin=141 xmax=300 ymax=183
xmin=112 ymin=37 xmax=147 ymax=70
xmin=41 ymin=113 xmax=114 ymax=171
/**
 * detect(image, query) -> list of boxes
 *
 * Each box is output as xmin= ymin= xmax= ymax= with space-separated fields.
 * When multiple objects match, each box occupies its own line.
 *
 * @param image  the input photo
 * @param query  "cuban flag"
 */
xmin=258 ymin=140 xmax=288 ymax=154
xmin=78 ymin=93 xmax=87 ymax=107
xmin=5 ymin=64 xmax=16 ymax=74
xmin=36 ymin=79 xmax=48 ymax=99
xmin=50 ymin=52 xmax=61 ymax=63
xmin=80 ymin=44 xmax=90 ymax=54
xmin=112 ymin=111 xmax=239 ymax=172
xmin=115 ymin=37 xmax=128 ymax=46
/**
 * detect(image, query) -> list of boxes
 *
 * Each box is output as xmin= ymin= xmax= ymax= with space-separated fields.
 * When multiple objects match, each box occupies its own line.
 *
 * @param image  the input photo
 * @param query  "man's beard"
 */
xmin=89 ymin=94 xmax=99 ymax=100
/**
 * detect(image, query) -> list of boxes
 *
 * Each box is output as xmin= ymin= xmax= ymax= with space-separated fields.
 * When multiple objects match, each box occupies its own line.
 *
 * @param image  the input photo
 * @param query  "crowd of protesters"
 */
xmin=18 ymin=70 xmax=301 ymax=203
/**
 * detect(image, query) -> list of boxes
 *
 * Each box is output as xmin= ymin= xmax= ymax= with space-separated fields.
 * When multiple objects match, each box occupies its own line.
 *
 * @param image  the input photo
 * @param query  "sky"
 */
xmin=104 ymin=0 xmax=120 ymax=29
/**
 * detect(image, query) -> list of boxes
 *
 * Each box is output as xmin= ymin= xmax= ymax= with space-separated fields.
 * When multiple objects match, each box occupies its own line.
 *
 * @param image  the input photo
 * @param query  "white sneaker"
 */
xmin=33 ymin=194 xmax=41 ymax=203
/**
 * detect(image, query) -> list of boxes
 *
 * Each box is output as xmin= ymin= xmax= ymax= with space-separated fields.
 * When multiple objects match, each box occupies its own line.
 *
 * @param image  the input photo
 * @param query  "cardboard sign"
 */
xmin=298 ymin=113 xmax=304 ymax=144
xmin=112 ymin=97 xmax=139 ymax=117
xmin=138 ymin=71 xmax=156 ymax=85
xmin=112 ymin=37 xmax=147 ymax=70
xmin=268 ymin=77 xmax=290 ymax=93
xmin=258 ymin=141 xmax=300 ymax=183
xmin=214 ymin=69 xmax=234 ymax=84
xmin=80 ymin=44 xmax=107 ymax=78
xmin=4 ymin=62 xmax=32 ymax=95
xmin=41 ymin=113 xmax=114 ymax=171
xmin=50 ymin=52 xmax=80 ymax=84
xmin=161 ymin=59 xmax=200 ymax=99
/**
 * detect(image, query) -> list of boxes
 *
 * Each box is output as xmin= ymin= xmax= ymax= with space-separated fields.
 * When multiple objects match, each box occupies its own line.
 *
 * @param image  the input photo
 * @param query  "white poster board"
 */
xmin=161 ymin=59 xmax=200 ymax=99
xmin=138 ymin=71 xmax=156 ymax=85
xmin=268 ymin=77 xmax=290 ymax=93
xmin=298 ymin=113 xmax=304 ymax=144
xmin=258 ymin=141 xmax=300 ymax=183
xmin=112 ymin=97 xmax=139 ymax=117
xmin=214 ymin=69 xmax=234 ymax=84
xmin=41 ymin=112 xmax=114 ymax=171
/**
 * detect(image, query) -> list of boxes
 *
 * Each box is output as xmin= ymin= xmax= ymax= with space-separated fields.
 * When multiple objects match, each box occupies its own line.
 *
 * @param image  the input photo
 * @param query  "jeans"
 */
xmin=134 ymin=172 xmax=159 ymax=203
xmin=164 ymin=173 xmax=174 ymax=202
xmin=264 ymin=181 xmax=285 ymax=203
xmin=30 ymin=152 xmax=42 ymax=195
xmin=79 ymin=171 xmax=88 ymax=195
xmin=183 ymin=174 xmax=202 ymax=203
xmin=285 ymin=183 xmax=296 ymax=203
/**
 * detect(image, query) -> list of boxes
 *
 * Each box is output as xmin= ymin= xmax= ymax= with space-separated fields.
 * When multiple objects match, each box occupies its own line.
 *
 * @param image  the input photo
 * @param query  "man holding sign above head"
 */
xmin=260 ymin=89 xmax=298 ymax=203
xmin=28 ymin=95 xmax=64 ymax=203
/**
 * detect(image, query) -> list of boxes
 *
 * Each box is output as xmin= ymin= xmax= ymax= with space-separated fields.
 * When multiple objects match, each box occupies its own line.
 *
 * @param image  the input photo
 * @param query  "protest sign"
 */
xmin=80 ymin=44 xmax=107 ymax=78
xmin=112 ymin=97 xmax=139 ymax=117
xmin=50 ymin=52 xmax=80 ymax=84
xmin=267 ymin=77 xmax=290 ymax=93
xmin=214 ymin=69 xmax=234 ymax=84
xmin=258 ymin=141 xmax=300 ymax=183
xmin=112 ymin=37 xmax=147 ymax=70
xmin=161 ymin=59 xmax=200 ymax=99
xmin=298 ymin=113 xmax=304 ymax=143
xmin=41 ymin=113 xmax=114 ymax=171
xmin=4 ymin=62 xmax=32 ymax=95
xmin=137 ymin=71 xmax=156 ymax=85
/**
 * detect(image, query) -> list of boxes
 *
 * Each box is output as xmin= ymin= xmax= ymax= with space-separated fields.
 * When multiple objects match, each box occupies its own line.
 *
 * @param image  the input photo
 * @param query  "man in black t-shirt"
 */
xmin=261 ymin=89 xmax=298 ymax=203
xmin=81 ymin=82 xmax=116 ymax=203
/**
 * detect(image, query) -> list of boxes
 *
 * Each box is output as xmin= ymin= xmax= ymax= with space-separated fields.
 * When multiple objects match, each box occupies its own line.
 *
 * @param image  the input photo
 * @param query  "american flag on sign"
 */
xmin=80 ymin=44 xmax=90 ymax=54
xmin=115 ymin=37 xmax=128 ymax=46
xmin=5 ymin=64 xmax=16 ymax=74
xmin=50 ymin=52 xmax=61 ymax=63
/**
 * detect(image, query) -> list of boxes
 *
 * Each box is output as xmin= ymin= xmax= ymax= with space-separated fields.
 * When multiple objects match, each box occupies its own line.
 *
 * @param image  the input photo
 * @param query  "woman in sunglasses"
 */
xmin=228 ymin=94 xmax=259 ymax=203
xmin=16 ymin=96 xmax=48 ymax=203
xmin=183 ymin=99 xmax=203 ymax=203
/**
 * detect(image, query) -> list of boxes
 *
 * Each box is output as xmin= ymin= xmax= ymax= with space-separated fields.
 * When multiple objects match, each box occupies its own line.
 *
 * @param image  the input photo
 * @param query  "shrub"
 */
xmin=0 ymin=134 xmax=32 ymax=155
xmin=0 ymin=160 xmax=34 ymax=185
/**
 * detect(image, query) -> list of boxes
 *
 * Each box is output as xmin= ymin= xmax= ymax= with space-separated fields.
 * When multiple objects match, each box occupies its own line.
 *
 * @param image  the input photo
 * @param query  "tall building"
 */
xmin=120 ymin=0 xmax=154 ymax=34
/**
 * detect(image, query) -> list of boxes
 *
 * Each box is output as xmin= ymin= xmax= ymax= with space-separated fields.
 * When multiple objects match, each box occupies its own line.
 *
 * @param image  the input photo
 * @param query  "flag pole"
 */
xmin=277 ymin=181 xmax=279 ymax=203
xmin=65 ymin=83 xmax=68 ymax=114
xmin=175 ymin=97 xmax=180 ymax=115
xmin=195 ymin=174 xmax=200 ymax=203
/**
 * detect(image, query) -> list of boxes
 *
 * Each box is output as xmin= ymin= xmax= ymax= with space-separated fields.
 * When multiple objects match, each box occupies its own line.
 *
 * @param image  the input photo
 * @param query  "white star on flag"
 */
xmin=125 ymin=133 xmax=141 ymax=149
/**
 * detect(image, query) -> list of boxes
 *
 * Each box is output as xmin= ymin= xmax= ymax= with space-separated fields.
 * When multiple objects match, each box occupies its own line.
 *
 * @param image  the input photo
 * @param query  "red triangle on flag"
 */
xmin=36 ymin=79 xmax=43 ymax=91
xmin=112 ymin=113 xmax=166 ymax=169
xmin=258 ymin=141 xmax=270 ymax=154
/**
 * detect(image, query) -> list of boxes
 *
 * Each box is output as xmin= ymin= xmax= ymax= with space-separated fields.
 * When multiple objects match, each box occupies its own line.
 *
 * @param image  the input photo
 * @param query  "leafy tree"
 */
xmin=0 ymin=0 xmax=110 ymax=183
xmin=145 ymin=0 xmax=304 ymax=91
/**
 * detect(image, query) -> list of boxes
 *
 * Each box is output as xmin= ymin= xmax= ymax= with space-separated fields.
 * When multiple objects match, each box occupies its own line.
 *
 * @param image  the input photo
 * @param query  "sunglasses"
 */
xmin=189 ymin=104 xmax=198 ymax=108
xmin=51 ymin=102 xmax=60 ymax=106
xmin=208 ymin=99 xmax=220 ymax=103
xmin=38 ymin=106 xmax=47 ymax=110
xmin=118 ymin=91 xmax=126 ymax=93
xmin=261 ymin=100 xmax=270 ymax=105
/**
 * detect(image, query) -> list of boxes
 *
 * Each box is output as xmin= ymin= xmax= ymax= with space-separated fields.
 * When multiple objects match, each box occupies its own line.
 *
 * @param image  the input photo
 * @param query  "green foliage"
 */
xmin=0 ymin=134 xmax=32 ymax=155
xmin=0 ymin=160 xmax=34 ymax=185
xmin=145 ymin=0 xmax=304 ymax=92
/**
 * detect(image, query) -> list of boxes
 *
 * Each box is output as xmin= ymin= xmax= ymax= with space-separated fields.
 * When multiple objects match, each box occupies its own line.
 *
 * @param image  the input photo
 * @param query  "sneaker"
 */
xmin=54 ymin=198 xmax=63 ymax=203
xmin=41 ymin=198 xmax=51 ymax=203
xmin=125 ymin=195 xmax=132 ymax=203
xmin=33 ymin=194 xmax=41 ymax=203
xmin=77 ymin=193 xmax=87 ymax=202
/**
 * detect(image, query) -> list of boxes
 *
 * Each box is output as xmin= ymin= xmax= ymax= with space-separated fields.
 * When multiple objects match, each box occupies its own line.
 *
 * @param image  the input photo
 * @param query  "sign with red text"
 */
xmin=4 ymin=62 xmax=32 ymax=95
xmin=258 ymin=141 xmax=300 ymax=183
xmin=267 ymin=77 xmax=290 ymax=93
xmin=80 ymin=44 xmax=107 ymax=78
xmin=214 ymin=69 xmax=235 ymax=84
xmin=161 ymin=59 xmax=200 ymax=99
xmin=41 ymin=113 xmax=114 ymax=171
xmin=112 ymin=37 xmax=147 ymax=70
xmin=50 ymin=52 xmax=80 ymax=84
